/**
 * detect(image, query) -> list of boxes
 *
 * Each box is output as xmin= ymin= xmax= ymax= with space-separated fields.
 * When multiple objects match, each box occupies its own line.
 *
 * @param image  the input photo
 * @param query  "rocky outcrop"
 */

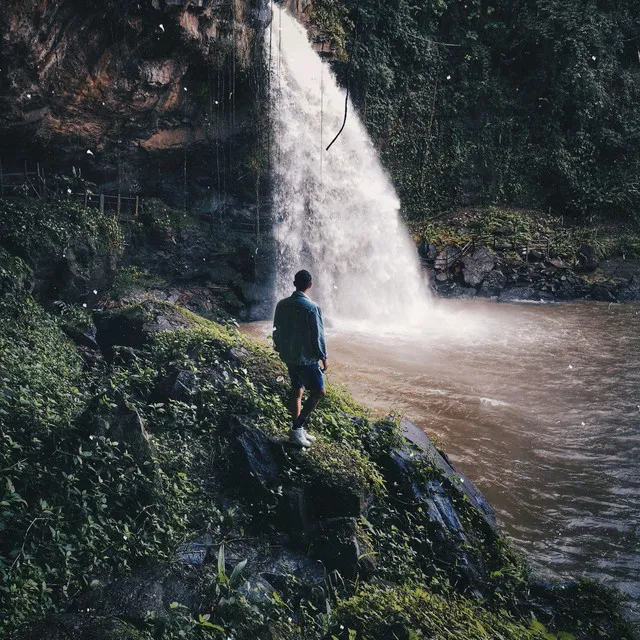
xmin=0 ymin=0 xmax=270 ymax=209
xmin=426 ymin=242 xmax=640 ymax=302
xmin=94 ymin=301 xmax=192 ymax=355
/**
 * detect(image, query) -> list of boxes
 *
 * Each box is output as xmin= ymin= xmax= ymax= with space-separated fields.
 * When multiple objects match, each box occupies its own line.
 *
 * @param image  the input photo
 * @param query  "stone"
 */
xmin=399 ymin=418 xmax=497 ymax=528
xmin=477 ymin=269 xmax=507 ymax=297
xmin=62 ymin=323 xmax=99 ymax=349
xmin=575 ymin=244 xmax=599 ymax=271
xmin=418 ymin=241 xmax=438 ymax=263
xmin=434 ymin=246 xmax=461 ymax=271
xmin=175 ymin=534 xmax=213 ymax=566
xmin=154 ymin=369 xmax=199 ymax=402
xmin=590 ymin=283 xmax=617 ymax=302
xmin=229 ymin=416 xmax=281 ymax=491
xmin=85 ymin=400 xmax=156 ymax=465
xmin=617 ymin=276 xmax=640 ymax=301
xmin=595 ymin=258 xmax=640 ymax=282
xmin=69 ymin=566 xmax=193 ymax=624
xmin=94 ymin=302 xmax=191 ymax=355
xmin=461 ymin=247 xmax=496 ymax=287
xmin=497 ymin=286 xmax=537 ymax=302
xmin=527 ymin=249 xmax=546 ymax=263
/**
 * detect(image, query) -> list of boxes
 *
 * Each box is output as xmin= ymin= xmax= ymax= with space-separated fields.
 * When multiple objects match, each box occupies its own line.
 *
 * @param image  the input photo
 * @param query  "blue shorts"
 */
xmin=287 ymin=364 xmax=325 ymax=391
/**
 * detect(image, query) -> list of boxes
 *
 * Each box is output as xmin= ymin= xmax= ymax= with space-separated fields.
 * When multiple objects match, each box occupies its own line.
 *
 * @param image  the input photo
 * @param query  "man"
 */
xmin=273 ymin=270 xmax=328 ymax=448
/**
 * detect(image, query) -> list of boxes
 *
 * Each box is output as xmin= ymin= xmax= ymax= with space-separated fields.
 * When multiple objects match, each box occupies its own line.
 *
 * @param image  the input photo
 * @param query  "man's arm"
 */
xmin=310 ymin=305 xmax=328 ymax=368
xmin=272 ymin=302 xmax=282 ymax=353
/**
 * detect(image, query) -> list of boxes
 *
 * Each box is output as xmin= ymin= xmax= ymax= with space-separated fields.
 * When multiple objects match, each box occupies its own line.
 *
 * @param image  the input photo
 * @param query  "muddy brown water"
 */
xmin=243 ymin=300 xmax=640 ymax=615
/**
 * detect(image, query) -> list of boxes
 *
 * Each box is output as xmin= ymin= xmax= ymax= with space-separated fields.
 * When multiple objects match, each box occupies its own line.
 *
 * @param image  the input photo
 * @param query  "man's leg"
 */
xmin=290 ymin=385 xmax=304 ymax=424
xmin=293 ymin=387 xmax=326 ymax=429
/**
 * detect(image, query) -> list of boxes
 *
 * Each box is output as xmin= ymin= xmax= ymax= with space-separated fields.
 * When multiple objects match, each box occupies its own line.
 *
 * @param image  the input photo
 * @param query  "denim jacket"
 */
xmin=273 ymin=291 xmax=327 ymax=366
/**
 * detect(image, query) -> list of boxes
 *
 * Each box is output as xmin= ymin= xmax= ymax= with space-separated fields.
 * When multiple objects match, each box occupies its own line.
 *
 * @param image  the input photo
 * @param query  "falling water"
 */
xmin=267 ymin=5 xmax=431 ymax=327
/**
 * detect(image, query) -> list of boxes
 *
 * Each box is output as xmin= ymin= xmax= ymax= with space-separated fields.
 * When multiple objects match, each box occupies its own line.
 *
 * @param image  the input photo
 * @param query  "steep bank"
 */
xmin=414 ymin=207 xmax=640 ymax=303
xmin=1 ymin=278 xmax=637 ymax=639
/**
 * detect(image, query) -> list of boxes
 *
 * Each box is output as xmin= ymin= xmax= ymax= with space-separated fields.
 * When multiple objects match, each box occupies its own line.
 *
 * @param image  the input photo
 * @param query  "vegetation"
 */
xmin=0 ymin=199 xmax=123 ymax=261
xmin=312 ymin=0 xmax=640 ymax=222
xmin=0 ymin=290 xmax=635 ymax=639
xmin=412 ymin=206 xmax=640 ymax=262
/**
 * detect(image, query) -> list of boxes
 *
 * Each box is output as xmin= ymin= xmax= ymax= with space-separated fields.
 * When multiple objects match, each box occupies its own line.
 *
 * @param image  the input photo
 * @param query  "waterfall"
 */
xmin=267 ymin=4 xmax=432 ymax=329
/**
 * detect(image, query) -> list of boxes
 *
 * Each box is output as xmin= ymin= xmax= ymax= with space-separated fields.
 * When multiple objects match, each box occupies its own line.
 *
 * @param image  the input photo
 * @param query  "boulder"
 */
xmin=153 ymin=369 xmax=199 ymax=402
xmin=498 ymin=286 xmax=539 ymax=302
xmin=418 ymin=241 xmax=438 ymax=263
xmin=590 ymin=283 xmax=617 ymax=302
xmin=461 ymin=247 xmax=495 ymax=287
xmin=399 ymin=418 xmax=496 ymax=528
xmin=94 ymin=302 xmax=191 ymax=355
xmin=175 ymin=533 xmax=213 ymax=566
xmin=575 ymin=244 xmax=599 ymax=271
xmin=434 ymin=246 xmax=461 ymax=271
xmin=617 ymin=276 xmax=640 ymax=301
xmin=527 ymin=249 xmax=546 ymax=263
xmin=62 ymin=322 xmax=99 ymax=350
xmin=595 ymin=258 xmax=640 ymax=282
xmin=229 ymin=417 xmax=281 ymax=491
xmin=85 ymin=400 xmax=156 ymax=465
xmin=477 ymin=269 xmax=507 ymax=297
xmin=69 ymin=565 xmax=193 ymax=623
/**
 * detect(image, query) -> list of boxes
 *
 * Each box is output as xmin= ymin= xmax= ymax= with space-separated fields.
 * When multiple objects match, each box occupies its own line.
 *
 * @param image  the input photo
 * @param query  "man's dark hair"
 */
xmin=294 ymin=270 xmax=312 ymax=290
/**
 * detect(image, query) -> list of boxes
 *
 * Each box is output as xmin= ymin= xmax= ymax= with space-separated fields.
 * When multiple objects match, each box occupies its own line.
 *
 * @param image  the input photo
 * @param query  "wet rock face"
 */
xmin=462 ymin=247 xmax=496 ymax=288
xmin=0 ymin=0 xmax=265 ymax=208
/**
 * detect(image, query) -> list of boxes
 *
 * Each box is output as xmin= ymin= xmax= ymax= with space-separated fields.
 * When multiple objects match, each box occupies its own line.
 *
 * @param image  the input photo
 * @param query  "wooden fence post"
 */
xmin=117 ymin=194 xmax=121 ymax=218
xmin=100 ymin=194 xmax=105 ymax=214
xmin=84 ymin=191 xmax=89 ymax=209
xmin=135 ymin=196 xmax=139 ymax=218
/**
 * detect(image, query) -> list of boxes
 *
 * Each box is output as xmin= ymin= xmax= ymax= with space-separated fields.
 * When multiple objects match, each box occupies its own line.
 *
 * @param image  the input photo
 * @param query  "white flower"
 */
xmin=446 ymin=75 xmax=451 ymax=80
xmin=591 ymin=55 xmax=596 ymax=61
xmin=93 ymin=289 xmax=98 ymax=295
xmin=82 ymin=303 xmax=87 ymax=308
xmin=159 ymin=23 xmax=165 ymax=32
xmin=86 ymin=149 xmax=94 ymax=156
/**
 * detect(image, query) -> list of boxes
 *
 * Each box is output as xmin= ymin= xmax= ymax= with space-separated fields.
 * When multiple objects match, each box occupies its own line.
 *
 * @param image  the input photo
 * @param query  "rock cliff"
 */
xmin=0 ymin=0 xmax=270 ymax=210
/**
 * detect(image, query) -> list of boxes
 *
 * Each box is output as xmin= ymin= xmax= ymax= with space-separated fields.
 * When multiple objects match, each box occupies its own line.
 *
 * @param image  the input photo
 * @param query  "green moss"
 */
xmin=0 ymin=199 xmax=123 ymax=262
xmin=1 ymin=299 xmax=634 ymax=639
xmin=412 ymin=220 xmax=472 ymax=249
xmin=0 ymin=296 xmax=85 ymax=432
xmin=334 ymin=583 xmax=544 ymax=639
xmin=0 ymin=246 xmax=32 ymax=296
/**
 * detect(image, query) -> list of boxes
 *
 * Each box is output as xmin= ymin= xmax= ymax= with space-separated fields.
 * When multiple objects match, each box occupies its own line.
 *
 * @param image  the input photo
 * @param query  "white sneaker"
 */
xmin=302 ymin=428 xmax=316 ymax=442
xmin=289 ymin=428 xmax=311 ymax=448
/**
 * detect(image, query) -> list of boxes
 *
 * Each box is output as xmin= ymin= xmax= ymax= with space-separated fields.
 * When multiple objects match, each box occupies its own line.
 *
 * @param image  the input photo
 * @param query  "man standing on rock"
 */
xmin=273 ymin=270 xmax=328 ymax=448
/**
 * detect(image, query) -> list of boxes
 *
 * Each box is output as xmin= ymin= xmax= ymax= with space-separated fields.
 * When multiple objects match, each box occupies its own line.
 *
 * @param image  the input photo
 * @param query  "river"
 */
xmin=243 ymin=299 xmax=640 ymax=615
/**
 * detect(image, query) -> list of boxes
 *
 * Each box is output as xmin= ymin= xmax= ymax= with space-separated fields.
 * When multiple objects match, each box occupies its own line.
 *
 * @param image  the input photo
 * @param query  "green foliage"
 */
xmin=313 ymin=0 xmax=640 ymax=221
xmin=0 ymin=247 xmax=32 ymax=296
xmin=333 ymin=583 xmax=544 ymax=639
xmin=0 ymin=199 xmax=123 ymax=260
xmin=140 ymin=198 xmax=190 ymax=233
xmin=1 ymin=299 xmax=635 ymax=639
xmin=111 ymin=265 xmax=168 ymax=298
